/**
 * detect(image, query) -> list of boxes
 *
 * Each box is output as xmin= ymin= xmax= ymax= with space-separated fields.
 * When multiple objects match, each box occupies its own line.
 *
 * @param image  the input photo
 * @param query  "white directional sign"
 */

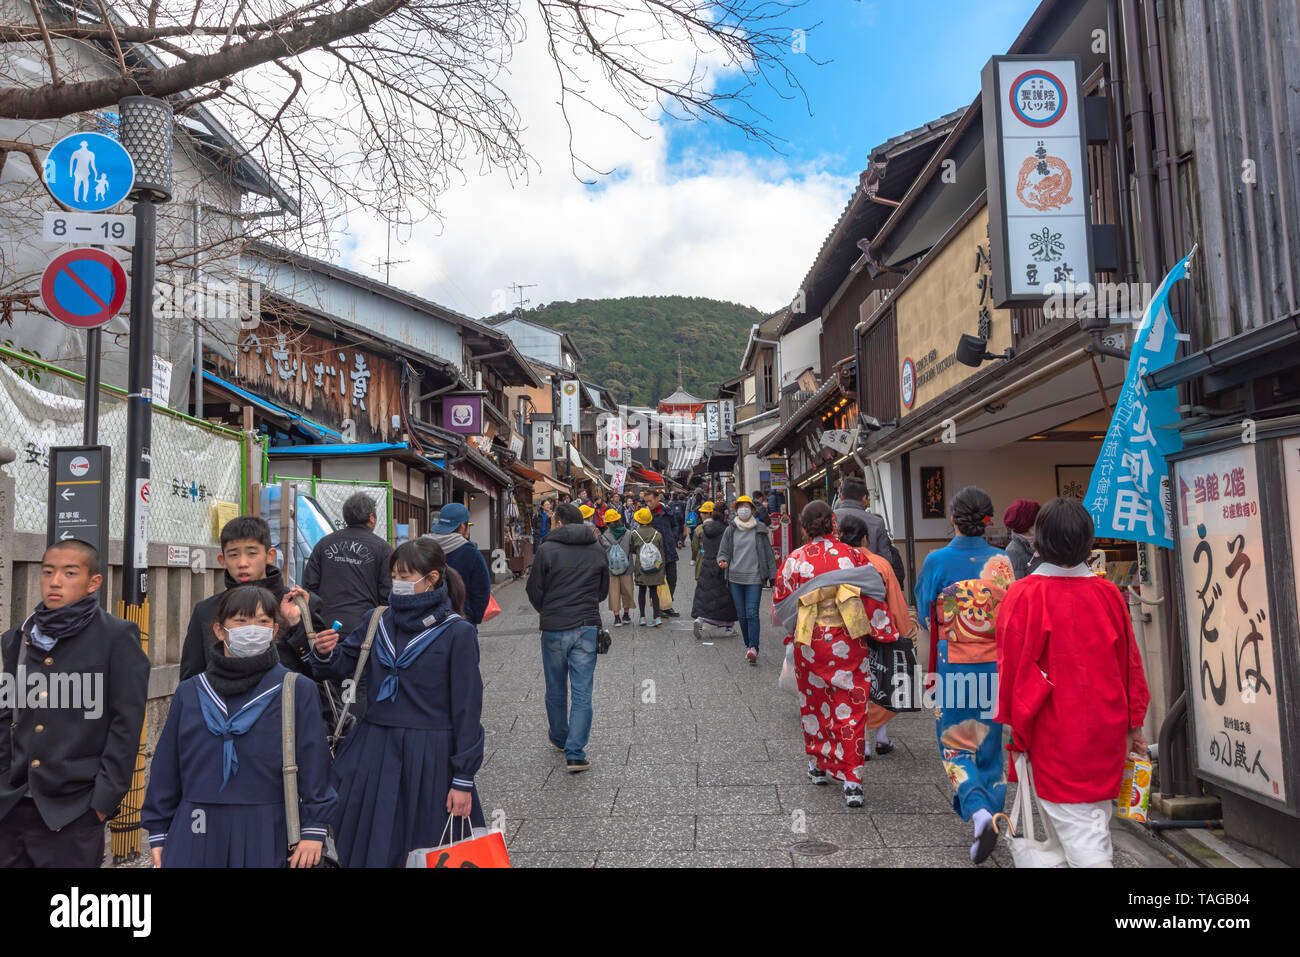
xmin=43 ymin=211 xmax=135 ymax=246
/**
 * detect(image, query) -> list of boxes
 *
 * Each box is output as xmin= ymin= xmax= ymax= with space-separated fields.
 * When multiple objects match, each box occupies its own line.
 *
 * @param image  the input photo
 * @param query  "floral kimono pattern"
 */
xmin=933 ymin=558 xmax=1014 ymax=821
xmin=774 ymin=537 xmax=901 ymax=784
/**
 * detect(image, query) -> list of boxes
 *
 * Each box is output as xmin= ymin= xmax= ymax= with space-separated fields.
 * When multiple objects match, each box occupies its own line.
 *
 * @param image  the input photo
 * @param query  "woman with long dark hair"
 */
xmin=914 ymin=486 xmax=1015 ymax=864
xmin=773 ymin=502 xmax=901 ymax=808
xmin=310 ymin=538 xmax=483 ymax=867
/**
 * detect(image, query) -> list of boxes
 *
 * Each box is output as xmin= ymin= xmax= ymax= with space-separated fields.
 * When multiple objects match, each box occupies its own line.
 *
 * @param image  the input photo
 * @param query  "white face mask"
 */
xmin=226 ymin=625 xmax=274 ymax=658
xmin=390 ymin=573 xmax=433 ymax=597
xmin=736 ymin=507 xmax=753 ymax=521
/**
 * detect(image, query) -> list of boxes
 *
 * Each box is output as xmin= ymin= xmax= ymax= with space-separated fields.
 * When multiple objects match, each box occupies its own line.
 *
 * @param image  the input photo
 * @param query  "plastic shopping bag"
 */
xmin=777 ymin=643 xmax=798 ymax=694
xmin=406 ymin=816 xmax=511 ymax=868
xmin=482 ymin=595 xmax=503 ymax=623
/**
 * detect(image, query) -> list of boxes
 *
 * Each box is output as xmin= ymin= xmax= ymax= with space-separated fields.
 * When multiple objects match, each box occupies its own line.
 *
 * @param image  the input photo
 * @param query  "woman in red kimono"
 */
xmin=996 ymin=497 xmax=1150 ymax=867
xmin=774 ymin=502 xmax=901 ymax=808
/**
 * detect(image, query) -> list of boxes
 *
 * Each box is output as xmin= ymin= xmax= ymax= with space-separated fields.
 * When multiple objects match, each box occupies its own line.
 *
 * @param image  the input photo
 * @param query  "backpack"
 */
xmin=607 ymin=539 xmax=630 ymax=575
xmin=636 ymin=531 xmax=664 ymax=573
xmin=887 ymin=543 xmax=906 ymax=592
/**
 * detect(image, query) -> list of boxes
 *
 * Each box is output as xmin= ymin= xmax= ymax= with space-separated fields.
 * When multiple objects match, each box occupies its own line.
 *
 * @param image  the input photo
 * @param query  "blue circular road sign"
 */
xmin=42 ymin=132 xmax=136 ymax=212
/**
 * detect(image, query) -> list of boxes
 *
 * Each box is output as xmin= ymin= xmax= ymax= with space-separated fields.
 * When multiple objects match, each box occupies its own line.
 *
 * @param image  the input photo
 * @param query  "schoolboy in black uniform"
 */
xmin=0 ymin=540 xmax=150 ymax=867
xmin=180 ymin=515 xmax=333 ymax=681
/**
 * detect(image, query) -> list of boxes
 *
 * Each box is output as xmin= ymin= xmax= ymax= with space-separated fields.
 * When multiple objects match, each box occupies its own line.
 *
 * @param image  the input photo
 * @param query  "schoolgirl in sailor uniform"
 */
xmin=142 ymin=586 xmax=338 ymax=867
xmin=310 ymin=538 xmax=485 ymax=868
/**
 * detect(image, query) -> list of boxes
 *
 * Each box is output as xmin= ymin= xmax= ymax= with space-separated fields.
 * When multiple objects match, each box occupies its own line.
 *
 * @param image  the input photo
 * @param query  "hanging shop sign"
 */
xmin=559 ymin=380 xmax=581 ymax=430
xmin=981 ymin=55 xmax=1095 ymax=306
xmin=720 ymin=399 xmax=735 ymax=438
xmin=1173 ymin=444 xmax=1288 ymax=807
xmin=442 ymin=394 xmax=484 ymax=435
xmin=705 ymin=402 xmax=721 ymax=441
xmin=531 ymin=419 xmax=553 ymax=461
xmin=230 ymin=321 xmax=401 ymax=443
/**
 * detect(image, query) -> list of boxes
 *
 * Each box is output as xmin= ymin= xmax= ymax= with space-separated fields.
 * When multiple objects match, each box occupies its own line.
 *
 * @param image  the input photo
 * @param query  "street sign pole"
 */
xmin=113 ymin=94 xmax=173 ymax=864
xmin=120 ymin=197 xmax=156 ymax=608
xmin=83 ymin=328 xmax=101 ymax=444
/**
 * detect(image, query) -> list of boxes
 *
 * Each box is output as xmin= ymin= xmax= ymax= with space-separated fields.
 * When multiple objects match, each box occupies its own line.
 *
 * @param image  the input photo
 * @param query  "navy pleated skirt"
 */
xmin=332 ymin=721 xmax=485 ymax=868
xmin=159 ymin=800 xmax=288 ymax=867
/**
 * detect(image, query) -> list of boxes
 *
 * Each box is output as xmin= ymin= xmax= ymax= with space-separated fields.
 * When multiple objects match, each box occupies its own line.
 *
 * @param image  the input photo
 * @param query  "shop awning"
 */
xmin=630 ymin=465 xmax=664 ymax=486
xmin=753 ymin=377 xmax=840 ymax=456
xmin=266 ymin=442 xmax=445 ymax=470
xmin=203 ymin=369 xmax=342 ymax=442
xmin=1145 ymin=311 xmax=1300 ymax=395
xmin=510 ymin=461 xmax=570 ymax=497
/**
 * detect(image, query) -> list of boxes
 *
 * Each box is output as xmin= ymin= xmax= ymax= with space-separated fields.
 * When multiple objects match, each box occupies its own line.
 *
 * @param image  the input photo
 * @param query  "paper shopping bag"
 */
xmin=656 ymin=583 xmax=673 ymax=610
xmin=482 ymin=595 xmax=503 ymax=623
xmin=407 ymin=818 xmax=511 ymax=868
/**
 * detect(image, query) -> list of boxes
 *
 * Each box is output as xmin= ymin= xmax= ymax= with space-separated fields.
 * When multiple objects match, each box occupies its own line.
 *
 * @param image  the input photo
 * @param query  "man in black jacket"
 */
xmin=648 ymin=491 xmax=681 ymax=616
xmin=833 ymin=477 xmax=906 ymax=589
xmin=180 ymin=515 xmax=330 ymax=682
xmin=303 ymin=492 xmax=393 ymax=639
xmin=525 ymin=504 xmax=608 ymax=773
xmin=0 ymin=540 xmax=150 ymax=867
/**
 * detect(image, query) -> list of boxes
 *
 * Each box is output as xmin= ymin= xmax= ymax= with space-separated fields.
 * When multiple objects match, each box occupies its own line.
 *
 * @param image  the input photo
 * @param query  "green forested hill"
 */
xmin=491 ymin=296 xmax=765 ymax=407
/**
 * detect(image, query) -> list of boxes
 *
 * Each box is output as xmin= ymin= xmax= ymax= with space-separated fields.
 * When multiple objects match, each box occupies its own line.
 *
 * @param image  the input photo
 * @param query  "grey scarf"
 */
xmin=772 ymin=564 xmax=888 ymax=633
xmin=430 ymin=531 xmax=470 ymax=555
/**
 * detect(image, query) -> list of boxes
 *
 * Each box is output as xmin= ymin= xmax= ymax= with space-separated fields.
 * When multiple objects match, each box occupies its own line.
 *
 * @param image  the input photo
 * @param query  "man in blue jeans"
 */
xmin=525 ymin=503 xmax=610 ymax=772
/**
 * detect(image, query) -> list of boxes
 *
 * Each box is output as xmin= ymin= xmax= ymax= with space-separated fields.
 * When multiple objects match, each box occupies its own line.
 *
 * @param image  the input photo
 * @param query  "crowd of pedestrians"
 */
xmin=0 ymin=472 xmax=1149 ymax=870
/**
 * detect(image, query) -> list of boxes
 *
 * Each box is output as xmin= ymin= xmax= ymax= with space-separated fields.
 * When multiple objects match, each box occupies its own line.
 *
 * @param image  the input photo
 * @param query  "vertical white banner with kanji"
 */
xmin=1175 ymin=445 xmax=1286 ymax=803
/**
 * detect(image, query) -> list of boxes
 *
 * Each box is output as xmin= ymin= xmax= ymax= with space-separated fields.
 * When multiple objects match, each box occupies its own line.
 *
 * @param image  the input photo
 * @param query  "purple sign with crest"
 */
xmin=442 ymin=394 xmax=483 ymax=435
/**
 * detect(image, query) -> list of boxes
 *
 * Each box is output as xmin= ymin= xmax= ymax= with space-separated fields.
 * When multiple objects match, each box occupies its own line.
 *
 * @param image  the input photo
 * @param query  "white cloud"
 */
xmin=332 ymin=5 xmax=855 ymax=317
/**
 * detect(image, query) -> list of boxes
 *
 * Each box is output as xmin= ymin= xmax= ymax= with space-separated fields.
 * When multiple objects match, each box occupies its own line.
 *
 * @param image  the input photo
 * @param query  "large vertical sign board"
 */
xmin=1174 ymin=445 xmax=1288 ymax=806
xmin=531 ymin=420 xmax=553 ymax=461
xmin=981 ymin=55 xmax=1095 ymax=306
xmin=559 ymin=381 xmax=581 ymax=431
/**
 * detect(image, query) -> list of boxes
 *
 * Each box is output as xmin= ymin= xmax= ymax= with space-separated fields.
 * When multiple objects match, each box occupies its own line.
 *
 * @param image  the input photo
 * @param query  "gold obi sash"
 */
xmin=794 ymin=584 xmax=873 ymax=645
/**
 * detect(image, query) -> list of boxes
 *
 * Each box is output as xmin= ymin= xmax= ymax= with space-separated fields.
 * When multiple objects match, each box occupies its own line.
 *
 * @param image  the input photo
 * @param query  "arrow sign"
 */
xmin=40 ymin=248 xmax=127 ymax=328
xmin=42 ymin=131 xmax=135 ymax=212
xmin=59 ymin=530 xmax=75 ymax=541
xmin=61 ymin=487 xmax=74 ymax=501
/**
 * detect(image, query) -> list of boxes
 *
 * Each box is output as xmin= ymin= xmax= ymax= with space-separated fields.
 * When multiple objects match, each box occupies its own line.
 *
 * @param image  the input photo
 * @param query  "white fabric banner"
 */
xmin=0 ymin=361 xmax=242 ymax=546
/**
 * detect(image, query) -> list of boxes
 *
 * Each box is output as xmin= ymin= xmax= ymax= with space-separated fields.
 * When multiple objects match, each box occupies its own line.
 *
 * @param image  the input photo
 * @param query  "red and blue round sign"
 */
xmin=1009 ymin=69 xmax=1067 ymax=128
xmin=900 ymin=356 xmax=916 ymax=409
xmin=39 ymin=248 xmax=127 ymax=328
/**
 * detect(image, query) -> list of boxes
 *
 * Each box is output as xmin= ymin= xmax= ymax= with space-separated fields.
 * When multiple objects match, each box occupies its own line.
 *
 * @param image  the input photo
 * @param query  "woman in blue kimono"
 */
xmin=914 ymin=486 xmax=1015 ymax=864
xmin=310 ymin=538 xmax=485 ymax=868
xmin=143 ymin=586 xmax=338 ymax=867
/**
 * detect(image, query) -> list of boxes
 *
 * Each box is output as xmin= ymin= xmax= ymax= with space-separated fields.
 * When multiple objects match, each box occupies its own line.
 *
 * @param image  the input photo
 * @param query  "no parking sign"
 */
xmin=40 ymin=248 xmax=127 ymax=328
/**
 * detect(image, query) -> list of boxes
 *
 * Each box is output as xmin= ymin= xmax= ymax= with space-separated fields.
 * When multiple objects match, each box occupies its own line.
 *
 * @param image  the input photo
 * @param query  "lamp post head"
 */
xmin=118 ymin=96 xmax=173 ymax=203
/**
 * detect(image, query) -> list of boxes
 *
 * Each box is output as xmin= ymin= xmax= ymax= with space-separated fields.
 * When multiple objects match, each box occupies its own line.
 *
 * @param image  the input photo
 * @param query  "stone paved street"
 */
xmin=477 ymin=562 xmax=1170 ymax=868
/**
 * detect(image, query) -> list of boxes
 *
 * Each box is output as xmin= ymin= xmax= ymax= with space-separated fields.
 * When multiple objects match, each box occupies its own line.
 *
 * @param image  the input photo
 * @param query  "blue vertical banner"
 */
xmin=1084 ymin=250 xmax=1195 ymax=548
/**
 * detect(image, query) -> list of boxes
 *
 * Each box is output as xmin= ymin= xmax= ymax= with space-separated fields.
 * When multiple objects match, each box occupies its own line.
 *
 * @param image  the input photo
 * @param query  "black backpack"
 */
xmin=887 ymin=542 xmax=907 ymax=592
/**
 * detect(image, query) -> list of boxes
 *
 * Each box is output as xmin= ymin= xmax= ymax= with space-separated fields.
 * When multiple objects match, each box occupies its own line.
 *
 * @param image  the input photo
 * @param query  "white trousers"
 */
xmin=1037 ymin=798 xmax=1115 ymax=868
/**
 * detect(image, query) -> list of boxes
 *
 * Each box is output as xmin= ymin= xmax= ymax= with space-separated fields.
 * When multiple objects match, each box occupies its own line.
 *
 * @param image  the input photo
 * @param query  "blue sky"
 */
xmin=665 ymin=0 xmax=1042 ymax=177
xmin=350 ymin=0 xmax=1046 ymax=316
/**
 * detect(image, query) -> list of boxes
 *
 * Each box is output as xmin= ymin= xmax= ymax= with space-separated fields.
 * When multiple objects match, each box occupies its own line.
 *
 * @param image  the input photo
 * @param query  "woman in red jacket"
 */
xmin=995 ymin=497 xmax=1150 ymax=867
